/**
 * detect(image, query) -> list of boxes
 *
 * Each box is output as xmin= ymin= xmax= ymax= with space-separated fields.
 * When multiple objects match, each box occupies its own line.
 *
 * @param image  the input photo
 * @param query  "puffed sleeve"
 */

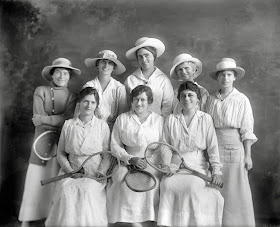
xmin=110 ymin=115 xmax=133 ymax=164
xmin=205 ymin=115 xmax=223 ymax=175
xmin=116 ymin=85 xmax=128 ymax=116
xmin=102 ymin=121 xmax=111 ymax=152
xmin=240 ymin=97 xmax=258 ymax=145
xmin=161 ymin=78 xmax=174 ymax=118
xmin=162 ymin=115 xmax=172 ymax=144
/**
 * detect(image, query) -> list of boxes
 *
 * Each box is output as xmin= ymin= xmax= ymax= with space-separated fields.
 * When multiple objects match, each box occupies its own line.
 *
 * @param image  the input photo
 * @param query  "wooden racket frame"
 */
xmin=33 ymin=130 xmax=58 ymax=161
xmin=145 ymin=142 xmax=223 ymax=188
xmin=41 ymin=151 xmax=120 ymax=186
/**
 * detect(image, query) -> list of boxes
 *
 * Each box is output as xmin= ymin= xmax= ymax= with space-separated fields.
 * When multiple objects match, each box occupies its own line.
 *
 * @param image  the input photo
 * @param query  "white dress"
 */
xmin=107 ymin=111 xmax=164 ymax=224
xmin=206 ymin=88 xmax=258 ymax=227
xmin=158 ymin=111 xmax=224 ymax=227
xmin=76 ymin=77 xmax=127 ymax=130
xmin=172 ymin=82 xmax=209 ymax=113
xmin=124 ymin=67 xmax=174 ymax=118
xmin=45 ymin=116 xmax=110 ymax=227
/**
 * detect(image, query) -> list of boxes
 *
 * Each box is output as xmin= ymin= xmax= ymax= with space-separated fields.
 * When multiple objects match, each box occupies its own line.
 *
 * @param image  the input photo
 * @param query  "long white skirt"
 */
xmin=157 ymin=172 xmax=224 ymax=227
xmin=45 ymin=172 xmax=107 ymax=227
xmin=106 ymin=165 xmax=161 ymax=224
xmin=18 ymin=159 xmax=60 ymax=221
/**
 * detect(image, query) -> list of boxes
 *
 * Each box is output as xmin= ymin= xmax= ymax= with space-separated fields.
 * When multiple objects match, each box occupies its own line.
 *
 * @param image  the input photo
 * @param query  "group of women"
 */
xmin=19 ymin=37 xmax=257 ymax=227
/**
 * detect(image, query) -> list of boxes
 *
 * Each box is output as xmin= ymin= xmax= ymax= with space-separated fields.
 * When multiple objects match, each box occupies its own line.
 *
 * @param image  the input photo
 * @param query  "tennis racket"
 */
xmin=41 ymin=151 xmax=120 ymax=186
xmin=33 ymin=130 xmax=59 ymax=160
xmin=145 ymin=142 xmax=223 ymax=188
xmin=124 ymin=162 xmax=157 ymax=192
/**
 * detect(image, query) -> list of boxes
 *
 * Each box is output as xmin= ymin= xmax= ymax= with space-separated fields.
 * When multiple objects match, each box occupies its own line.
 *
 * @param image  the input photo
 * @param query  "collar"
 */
xmin=214 ymin=87 xmax=239 ymax=100
xmin=131 ymin=67 xmax=165 ymax=81
xmin=73 ymin=115 xmax=97 ymax=127
xmin=50 ymin=81 xmax=68 ymax=90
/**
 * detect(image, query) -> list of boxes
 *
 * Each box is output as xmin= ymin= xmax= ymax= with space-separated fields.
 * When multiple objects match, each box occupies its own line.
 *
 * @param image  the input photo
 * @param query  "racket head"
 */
xmin=124 ymin=166 xmax=157 ymax=192
xmin=144 ymin=142 xmax=182 ymax=174
xmin=33 ymin=130 xmax=59 ymax=160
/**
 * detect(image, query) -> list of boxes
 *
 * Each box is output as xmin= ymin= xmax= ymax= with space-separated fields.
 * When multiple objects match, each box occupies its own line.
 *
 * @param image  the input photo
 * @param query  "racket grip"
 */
xmin=41 ymin=172 xmax=72 ymax=186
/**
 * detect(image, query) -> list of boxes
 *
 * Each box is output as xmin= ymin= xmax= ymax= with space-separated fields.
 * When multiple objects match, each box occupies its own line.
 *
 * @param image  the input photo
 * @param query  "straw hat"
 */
xmin=42 ymin=58 xmax=81 ymax=81
xmin=85 ymin=50 xmax=126 ymax=75
xmin=209 ymin=58 xmax=245 ymax=80
xmin=170 ymin=54 xmax=202 ymax=81
xmin=126 ymin=37 xmax=165 ymax=60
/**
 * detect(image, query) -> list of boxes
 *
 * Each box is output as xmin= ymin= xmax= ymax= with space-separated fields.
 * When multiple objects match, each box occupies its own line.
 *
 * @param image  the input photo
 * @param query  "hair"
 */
xmin=177 ymin=81 xmax=201 ymax=101
xmin=77 ymin=87 xmax=100 ymax=108
xmin=130 ymin=85 xmax=153 ymax=104
xmin=216 ymin=69 xmax=237 ymax=78
xmin=50 ymin=67 xmax=72 ymax=76
xmin=136 ymin=46 xmax=157 ymax=60
xmin=95 ymin=59 xmax=116 ymax=68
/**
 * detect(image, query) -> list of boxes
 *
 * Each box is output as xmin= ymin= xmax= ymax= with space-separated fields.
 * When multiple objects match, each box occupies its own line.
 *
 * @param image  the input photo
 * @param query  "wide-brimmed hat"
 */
xmin=85 ymin=50 xmax=126 ymax=75
xmin=126 ymin=37 xmax=165 ymax=60
xmin=209 ymin=58 xmax=245 ymax=80
xmin=42 ymin=58 xmax=81 ymax=82
xmin=170 ymin=54 xmax=202 ymax=81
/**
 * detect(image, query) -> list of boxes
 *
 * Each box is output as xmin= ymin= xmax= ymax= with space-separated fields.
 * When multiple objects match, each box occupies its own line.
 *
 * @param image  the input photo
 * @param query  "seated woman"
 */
xmin=157 ymin=81 xmax=224 ymax=227
xmin=45 ymin=87 xmax=111 ymax=227
xmin=107 ymin=85 xmax=164 ymax=227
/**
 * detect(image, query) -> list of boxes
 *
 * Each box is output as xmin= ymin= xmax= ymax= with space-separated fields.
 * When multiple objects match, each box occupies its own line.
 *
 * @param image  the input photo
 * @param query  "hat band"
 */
xmin=97 ymin=52 xmax=117 ymax=59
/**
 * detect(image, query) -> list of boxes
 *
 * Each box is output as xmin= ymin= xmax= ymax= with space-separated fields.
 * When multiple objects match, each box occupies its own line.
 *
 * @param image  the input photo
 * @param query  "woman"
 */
xmin=107 ymin=85 xmax=164 ymax=227
xmin=45 ymin=87 xmax=110 ymax=226
xmin=19 ymin=58 xmax=80 ymax=227
xmin=158 ymin=81 xmax=224 ymax=227
xmin=124 ymin=37 xmax=174 ymax=118
xmin=170 ymin=53 xmax=209 ymax=113
xmin=206 ymin=58 xmax=258 ymax=227
xmin=75 ymin=49 xmax=127 ymax=130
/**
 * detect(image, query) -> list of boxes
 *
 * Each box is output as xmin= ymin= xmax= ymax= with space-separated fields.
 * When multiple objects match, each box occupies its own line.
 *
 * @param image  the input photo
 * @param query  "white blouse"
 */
xmin=111 ymin=111 xmax=164 ymax=164
xmin=163 ymin=111 xmax=222 ymax=175
xmin=205 ymin=88 xmax=257 ymax=144
xmin=82 ymin=77 xmax=127 ymax=123
xmin=124 ymin=67 xmax=174 ymax=118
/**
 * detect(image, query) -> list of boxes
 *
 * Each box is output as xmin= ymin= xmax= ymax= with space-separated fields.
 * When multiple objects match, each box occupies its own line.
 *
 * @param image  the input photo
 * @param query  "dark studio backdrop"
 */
xmin=0 ymin=0 xmax=280 ymax=225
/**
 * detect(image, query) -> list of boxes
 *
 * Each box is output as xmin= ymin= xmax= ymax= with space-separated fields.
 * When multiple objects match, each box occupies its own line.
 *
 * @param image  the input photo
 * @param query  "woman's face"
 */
xmin=137 ymin=48 xmax=155 ymax=71
xmin=52 ymin=68 xmax=70 ymax=87
xmin=79 ymin=94 xmax=97 ymax=117
xmin=176 ymin=62 xmax=196 ymax=81
xmin=217 ymin=70 xmax=236 ymax=89
xmin=131 ymin=92 xmax=149 ymax=115
xmin=179 ymin=89 xmax=199 ymax=111
xmin=97 ymin=59 xmax=114 ymax=76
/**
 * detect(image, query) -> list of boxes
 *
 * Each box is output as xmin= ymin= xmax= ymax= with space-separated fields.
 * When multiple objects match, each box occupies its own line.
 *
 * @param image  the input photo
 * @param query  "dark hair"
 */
xmin=77 ymin=87 xmax=100 ymax=107
xmin=95 ymin=59 xmax=116 ymax=68
xmin=136 ymin=46 xmax=157 ymax=60
xmin=216 ymin=70 xmax=237 ymax=78
xmin=50 ymin=67 xmax=72 ymax=76
xmin=177 ymin=81 xmax=201 ymax=101
xmin=130 ymin=85 xmax=153 ymax=104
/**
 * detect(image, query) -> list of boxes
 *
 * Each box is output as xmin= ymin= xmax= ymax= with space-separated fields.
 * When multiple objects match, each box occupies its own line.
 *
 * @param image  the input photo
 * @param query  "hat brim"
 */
xmin=42 ymin=65 xmax=81 ymax=82
xmin=170 ymin=58 xmax=202 ymax=81
xmin=126 ymin=38 xmax=165 ymax=61
xmin=209 ymin=67 xmax=245 ymax=80
xmin=85 ymin=58 xmax=126 ymax=75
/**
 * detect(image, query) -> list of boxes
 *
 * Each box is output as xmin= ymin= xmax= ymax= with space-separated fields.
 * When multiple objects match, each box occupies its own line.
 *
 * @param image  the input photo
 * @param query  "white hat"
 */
xmin=85 ymin=50 xmax=126 ymax=75
xmin=209 ymin=58 xmax=245 ymax=80
xmin=126 ymin=37 xmax=165 ymax=60
xmin=42 ymin=58 xmax=81 ymax=82
xmin=170 ymin=54 xmax=202 ymax=81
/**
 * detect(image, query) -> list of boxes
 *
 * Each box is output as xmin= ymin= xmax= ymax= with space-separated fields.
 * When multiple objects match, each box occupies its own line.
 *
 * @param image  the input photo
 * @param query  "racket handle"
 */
xmin=192 ymin=169 xmax=223 ymax=188
xmin=41 ymin=172 xmax=72 ymax=186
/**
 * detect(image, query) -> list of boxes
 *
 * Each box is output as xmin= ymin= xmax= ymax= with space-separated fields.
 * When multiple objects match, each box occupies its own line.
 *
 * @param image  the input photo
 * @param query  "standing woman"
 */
xmin=75 ymin=50 xmax=127 ymax=130
xmin=124 ymin=37 xmax=174 ymax=118
xmin=19 ymin=58 xmax=80 ymax=227
xmin=107 ymin=85 xmax=164 ymax=227
xmin=158 ymin=81 xmax=224 ymax=227
xmin=206 ymin=58 xmax=258 ymax=227
xmin=170 ymin=53 xmax=209 ymax=113
xmin=45 ymin=87 xmax=110 ymax=226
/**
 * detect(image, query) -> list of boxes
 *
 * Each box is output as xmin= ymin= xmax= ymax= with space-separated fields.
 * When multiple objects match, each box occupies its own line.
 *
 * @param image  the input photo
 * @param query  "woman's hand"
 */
xmin=32 ymin=115 xmax=43 ymax=126
xmin=244 ymin=156 xmax=253 ymax=170
xmin=129 ymin=157 xmax=147 ymax=169
xmin=211 ymin=174 xmax=223 ymax=187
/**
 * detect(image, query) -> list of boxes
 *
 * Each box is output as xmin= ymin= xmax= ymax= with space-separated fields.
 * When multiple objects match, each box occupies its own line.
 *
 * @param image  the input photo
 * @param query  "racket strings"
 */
xmin=146 ymin=143 xmax=181 ymax=172
xmin=35 ymin=133 xmax=58 ymax=159
xmin=126 ymin=171 xmax=156 ymax=191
